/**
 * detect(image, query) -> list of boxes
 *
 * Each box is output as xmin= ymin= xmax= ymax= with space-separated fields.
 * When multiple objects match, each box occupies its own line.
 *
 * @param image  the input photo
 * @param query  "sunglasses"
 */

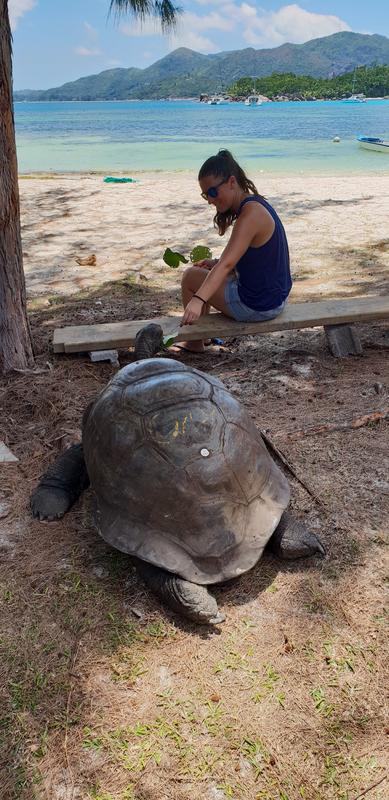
xmin=200 ymin=178 xmax=229 ymax=201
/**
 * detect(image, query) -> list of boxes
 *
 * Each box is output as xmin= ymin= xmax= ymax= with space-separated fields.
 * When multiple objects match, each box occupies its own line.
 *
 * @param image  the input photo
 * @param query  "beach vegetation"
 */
xmin=228 ymin=64 xmax=389 ymax=100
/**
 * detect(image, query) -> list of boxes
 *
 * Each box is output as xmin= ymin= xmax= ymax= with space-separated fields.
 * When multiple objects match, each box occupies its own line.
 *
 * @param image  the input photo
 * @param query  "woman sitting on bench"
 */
xmin=172 ymin=149 xmax=292 ymax=354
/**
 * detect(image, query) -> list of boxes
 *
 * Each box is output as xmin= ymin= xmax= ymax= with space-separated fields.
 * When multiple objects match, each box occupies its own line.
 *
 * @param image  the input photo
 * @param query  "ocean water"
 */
xmin=14 ymin=99 xmax=389 ymax=174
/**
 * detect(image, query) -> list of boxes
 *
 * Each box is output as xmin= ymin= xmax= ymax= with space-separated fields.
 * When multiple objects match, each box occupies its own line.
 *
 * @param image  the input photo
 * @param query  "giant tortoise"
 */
xmin=31 ymin=324 xmax=324 ymax=624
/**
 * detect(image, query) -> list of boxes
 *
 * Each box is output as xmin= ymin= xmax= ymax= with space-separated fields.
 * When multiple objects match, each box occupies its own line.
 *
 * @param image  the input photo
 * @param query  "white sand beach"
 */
xmin=19 ymin=171 xmax=389 ymax=302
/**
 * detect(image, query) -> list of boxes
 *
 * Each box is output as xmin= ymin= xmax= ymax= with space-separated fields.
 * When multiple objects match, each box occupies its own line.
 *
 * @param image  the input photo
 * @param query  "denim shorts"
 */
xmin=224 ymin=276 xmax=286 ymax=322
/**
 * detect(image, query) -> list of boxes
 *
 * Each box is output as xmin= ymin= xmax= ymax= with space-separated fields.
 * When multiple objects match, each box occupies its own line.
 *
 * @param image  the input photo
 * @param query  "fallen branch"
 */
xmin=351 ymin=773 xmax=387 ymax=800
xmin=260 ymin=429 xmax=323 ymax=505
xmin=273 ymin=407 xmax=389 ymax=441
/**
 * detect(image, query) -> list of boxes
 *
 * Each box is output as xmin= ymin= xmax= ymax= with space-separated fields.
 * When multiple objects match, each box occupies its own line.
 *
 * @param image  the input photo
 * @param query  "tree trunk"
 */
xmin=0 ymin=1 xmax=34 ymax=373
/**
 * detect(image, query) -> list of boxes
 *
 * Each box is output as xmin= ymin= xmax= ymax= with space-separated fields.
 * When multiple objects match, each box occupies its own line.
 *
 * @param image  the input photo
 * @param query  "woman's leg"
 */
xmin=175 ymin=266 xmax=232 ymax=352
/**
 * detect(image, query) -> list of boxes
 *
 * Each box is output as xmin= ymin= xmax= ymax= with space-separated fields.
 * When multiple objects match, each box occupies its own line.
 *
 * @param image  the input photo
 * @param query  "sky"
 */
xmin=9 ymin=0 xmax=389 ymax=90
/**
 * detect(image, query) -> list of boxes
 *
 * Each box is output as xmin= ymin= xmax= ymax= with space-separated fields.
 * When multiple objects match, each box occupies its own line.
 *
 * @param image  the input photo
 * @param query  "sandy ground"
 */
xmin=19 ymin=171 xmax=389 ymax=302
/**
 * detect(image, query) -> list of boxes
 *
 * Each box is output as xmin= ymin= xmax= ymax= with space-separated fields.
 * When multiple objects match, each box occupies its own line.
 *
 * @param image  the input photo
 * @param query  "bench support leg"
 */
xmin=88 ymin=350 xmax=120 ymax=367
xmin=324 ymin=324 xmax=363 ymax=358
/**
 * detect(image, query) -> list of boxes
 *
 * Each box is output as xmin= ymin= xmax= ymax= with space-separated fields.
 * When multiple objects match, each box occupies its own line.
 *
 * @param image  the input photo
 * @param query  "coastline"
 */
xmin=19 ymin=170 xmax=389 ymax=302
xmin=14 ymin=98 xmax=389 ymax=175
xmin=14 ymin=96 xmax=389 ymax=102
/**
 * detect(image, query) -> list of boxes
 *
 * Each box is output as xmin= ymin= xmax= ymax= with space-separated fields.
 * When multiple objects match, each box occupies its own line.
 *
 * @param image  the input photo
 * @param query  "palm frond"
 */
xmin=154 ymin=0 xmax=182 ymax=31
xmin=109 ymin=0 xmax=181 ymax=30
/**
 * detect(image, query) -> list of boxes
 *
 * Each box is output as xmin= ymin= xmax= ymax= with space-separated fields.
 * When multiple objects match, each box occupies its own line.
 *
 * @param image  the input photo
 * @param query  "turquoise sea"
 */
xmin=14 ymin=99 xmax=389 ymax=174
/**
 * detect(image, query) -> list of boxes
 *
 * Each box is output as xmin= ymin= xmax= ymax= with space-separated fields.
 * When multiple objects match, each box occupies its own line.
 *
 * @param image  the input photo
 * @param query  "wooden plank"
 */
xmin=53 ymin=295 xmax=389 ymax=354
xmin=0 ymin=442 xmax=19 ymax=463
xmin=53 ymin=315 xmax=181 ymax=353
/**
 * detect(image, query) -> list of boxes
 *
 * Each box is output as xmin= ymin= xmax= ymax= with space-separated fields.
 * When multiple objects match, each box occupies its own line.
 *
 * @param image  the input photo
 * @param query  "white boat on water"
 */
xmin=345 ymin=93 xmax=366 ymax=103
xmin=245 ymin=94 xmax=263 ymax=106
xmin=357 ymin=135 xmax=389 ymax=153
xmin=345 ymin=69 xmax=366 ymax=102
xmin=207 ymin=95 xmax=230 ymax=105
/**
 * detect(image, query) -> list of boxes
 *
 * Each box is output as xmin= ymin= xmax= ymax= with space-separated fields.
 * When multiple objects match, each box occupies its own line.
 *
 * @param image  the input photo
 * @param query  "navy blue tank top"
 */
xmin=235 ymin=195 xmax=292 ymax=311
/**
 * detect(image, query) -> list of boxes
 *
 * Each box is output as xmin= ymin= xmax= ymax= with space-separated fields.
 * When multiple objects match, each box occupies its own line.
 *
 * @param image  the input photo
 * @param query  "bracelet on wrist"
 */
xmin=193 ymin=294 xmax=206 ymax=304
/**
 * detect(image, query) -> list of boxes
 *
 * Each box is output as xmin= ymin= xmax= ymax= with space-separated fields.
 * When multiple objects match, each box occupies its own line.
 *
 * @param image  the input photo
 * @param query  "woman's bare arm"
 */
xmin=190 ymin=203 xmax=273 ymax=302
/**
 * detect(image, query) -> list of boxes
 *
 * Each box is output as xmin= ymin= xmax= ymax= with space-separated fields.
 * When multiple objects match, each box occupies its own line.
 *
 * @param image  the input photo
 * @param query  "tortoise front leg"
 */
xmin=31 ymin=443 xmax=89 ymax=521
xmin=135 ymin=560 xmax=225 ymax=625
xmin=268 ymin=510 xmax=325 ymax=560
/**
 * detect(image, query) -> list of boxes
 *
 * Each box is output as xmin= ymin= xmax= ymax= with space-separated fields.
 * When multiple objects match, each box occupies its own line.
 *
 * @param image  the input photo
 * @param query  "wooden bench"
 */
xmin=53 ymin=295 xmax=389 ymax=358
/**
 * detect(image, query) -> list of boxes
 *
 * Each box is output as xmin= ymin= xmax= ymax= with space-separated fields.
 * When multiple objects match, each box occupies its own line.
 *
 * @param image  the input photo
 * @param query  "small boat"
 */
xmin=345 ymin=93 xmax=366 ymax=103
xmin=207 ymin=95 xmax=230 ymax=105
xmin=245 ymin=95 xmax=263 ymax=106
xmin=345 ymin=69 xmax=366 ymax=102
xmin=357 ymin=135 xmax=389 ymax=153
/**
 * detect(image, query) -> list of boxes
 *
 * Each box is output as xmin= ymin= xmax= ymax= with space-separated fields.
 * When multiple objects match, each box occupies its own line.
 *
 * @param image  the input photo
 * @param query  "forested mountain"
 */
xmin=14 ymin=32 xmax=389 ymax=101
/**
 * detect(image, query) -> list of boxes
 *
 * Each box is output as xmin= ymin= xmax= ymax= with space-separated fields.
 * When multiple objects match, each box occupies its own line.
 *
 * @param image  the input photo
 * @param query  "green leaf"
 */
xmin=189 ymin=245 xmax=212 ymax=263
xmin=163 ymin=331 xmax=179 ymax=348
xmin=163 ymin=248 xmax=188 ymax=268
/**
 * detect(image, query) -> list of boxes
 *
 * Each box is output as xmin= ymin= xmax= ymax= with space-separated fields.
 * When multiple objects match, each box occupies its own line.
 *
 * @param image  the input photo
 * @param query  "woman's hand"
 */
xmin=180 ymin=296 xmax=205 ymax=326
xmin=194 ymin=258 xmax=218 ymax=270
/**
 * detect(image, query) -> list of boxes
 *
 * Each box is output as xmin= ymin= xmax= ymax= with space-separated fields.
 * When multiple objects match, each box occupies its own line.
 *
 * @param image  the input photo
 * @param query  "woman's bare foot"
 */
xmin=168 ymin=341 xmax=205 ymax=354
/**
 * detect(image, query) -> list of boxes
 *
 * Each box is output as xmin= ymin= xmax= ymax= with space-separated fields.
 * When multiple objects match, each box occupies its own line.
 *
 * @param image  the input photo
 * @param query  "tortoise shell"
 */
xmin=83 ymin=359 xmax=290 ymax=584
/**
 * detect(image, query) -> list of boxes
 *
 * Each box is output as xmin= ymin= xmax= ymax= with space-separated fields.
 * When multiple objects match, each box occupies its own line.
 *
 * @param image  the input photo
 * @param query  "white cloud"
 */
xmin=75 ymin=21 xmax=102 ymax=58
xmin=119 ymin=3 xmax=350 ymax=52
xmin=8 ymin=0 xmax=37 ymax=30
xmin=74 ymin=47 xmax=102 ymax=57
xmin=182 ymin=11 xmax=233 ymax=33
xmin=169 ymin=31 xmax=218 ymax=52
xmin=119 ymin=10 xmax=230 ymax=52
xmin=243 ymin=4 xmax=350 ymax=47
xmin=120 ymin=10 xmax=233 ymax=36
xmin=167 ymin=10 xmax=232 ymax=51
xmin=119 ymin=20 xmax=165 ymax=37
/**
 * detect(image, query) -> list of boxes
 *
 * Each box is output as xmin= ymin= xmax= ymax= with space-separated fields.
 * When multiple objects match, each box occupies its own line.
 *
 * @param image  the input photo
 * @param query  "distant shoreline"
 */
xmin=18 ymin=167 xmax=386 ymax=180
xmin=14 ymin=97 xmax=389 ymax=103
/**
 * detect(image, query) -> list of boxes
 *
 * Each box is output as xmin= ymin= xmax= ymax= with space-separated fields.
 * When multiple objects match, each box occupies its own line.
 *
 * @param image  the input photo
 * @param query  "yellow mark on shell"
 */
xmin=171 ymin=413 xmax=191 ymax=438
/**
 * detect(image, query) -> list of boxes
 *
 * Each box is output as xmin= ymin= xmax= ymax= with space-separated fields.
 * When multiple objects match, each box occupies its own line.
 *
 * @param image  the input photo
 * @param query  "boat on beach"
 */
xmin=357 ymin=135 xmax=389 ymax=153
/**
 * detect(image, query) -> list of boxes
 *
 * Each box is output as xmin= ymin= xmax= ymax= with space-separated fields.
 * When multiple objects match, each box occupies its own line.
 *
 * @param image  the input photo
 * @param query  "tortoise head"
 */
xmin=134 ymin=324 xmax=164 ymax=361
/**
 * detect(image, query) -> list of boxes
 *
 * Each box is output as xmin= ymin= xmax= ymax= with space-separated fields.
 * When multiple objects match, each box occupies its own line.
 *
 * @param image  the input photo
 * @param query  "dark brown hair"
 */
xmin=198 ymin=149 xmax=261 ymax=235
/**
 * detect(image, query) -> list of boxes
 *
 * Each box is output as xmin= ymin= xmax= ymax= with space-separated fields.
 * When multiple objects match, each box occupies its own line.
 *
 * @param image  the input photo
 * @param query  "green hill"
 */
xmin=14 ymin=32 xmax=389 ymax=101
